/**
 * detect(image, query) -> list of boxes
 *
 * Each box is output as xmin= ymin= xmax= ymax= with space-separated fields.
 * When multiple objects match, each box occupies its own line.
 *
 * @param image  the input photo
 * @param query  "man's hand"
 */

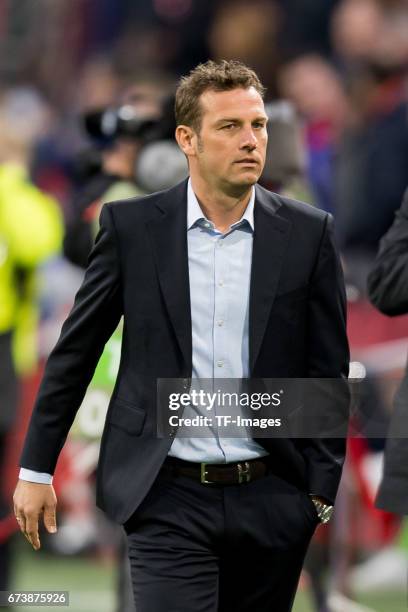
xmin=13 ymin=480 xmax=58 ymax=550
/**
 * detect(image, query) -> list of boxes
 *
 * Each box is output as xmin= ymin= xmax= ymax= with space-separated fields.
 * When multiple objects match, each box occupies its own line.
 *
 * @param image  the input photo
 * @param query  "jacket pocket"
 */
xmin=108 ymin=397 xmax=146 ymax=435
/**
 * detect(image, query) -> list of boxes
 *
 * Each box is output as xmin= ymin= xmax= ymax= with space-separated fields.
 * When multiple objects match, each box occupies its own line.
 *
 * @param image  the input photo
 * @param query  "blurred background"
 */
xmin=0 ymin=0 xmax=407 ymax=610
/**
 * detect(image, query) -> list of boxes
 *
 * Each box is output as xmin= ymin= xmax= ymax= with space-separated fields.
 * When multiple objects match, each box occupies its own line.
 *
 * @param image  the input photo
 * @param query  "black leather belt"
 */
xmin=162 ymin=456 xmax=269 ymax=485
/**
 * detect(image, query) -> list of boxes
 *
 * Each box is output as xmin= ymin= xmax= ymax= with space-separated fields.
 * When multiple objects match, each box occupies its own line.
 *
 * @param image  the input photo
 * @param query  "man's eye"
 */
xmin=253 ymin=122 xmax=266 ymax=129
xmin=222 ymin=124 xmax=235 ymax=130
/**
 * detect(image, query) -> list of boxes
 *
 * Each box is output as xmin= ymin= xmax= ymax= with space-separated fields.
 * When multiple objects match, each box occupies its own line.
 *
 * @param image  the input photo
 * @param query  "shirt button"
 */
xmin=218 ymin=280 xmax=224 ymax=287
xmin=217 ymin=320 xmax=224 ymax=326
xmin=217 ymin=360 xmax=224 ymax=368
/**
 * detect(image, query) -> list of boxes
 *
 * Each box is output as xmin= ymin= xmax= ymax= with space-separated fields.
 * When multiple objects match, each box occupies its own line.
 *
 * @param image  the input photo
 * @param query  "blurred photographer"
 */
xmin=63 ymin=84 xmax=158 ymax=269
xmin=64 ymin=83 xmax=188 ymax=268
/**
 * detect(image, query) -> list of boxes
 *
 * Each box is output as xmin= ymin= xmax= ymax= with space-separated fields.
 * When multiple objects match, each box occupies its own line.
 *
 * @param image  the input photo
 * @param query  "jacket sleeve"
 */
xmin=300 ymin=213 xmax=350 ymax=504
xmin=367 ymin=188 xmax=408 ymax=316
xmin=20 ymin=203 xmax=123 ymax=473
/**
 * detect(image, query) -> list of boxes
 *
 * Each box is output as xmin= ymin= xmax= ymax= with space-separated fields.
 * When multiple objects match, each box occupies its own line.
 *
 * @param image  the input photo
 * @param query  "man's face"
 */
xmin=188 ymin=87 xmax=268 ymax=194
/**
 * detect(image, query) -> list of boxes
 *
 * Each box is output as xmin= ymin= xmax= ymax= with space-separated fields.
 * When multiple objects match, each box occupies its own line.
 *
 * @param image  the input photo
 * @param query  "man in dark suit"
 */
xmin=368 ymin=187 xmax=408 ymax=515
xmin=14 ymin=60 xmax=349 ymax=611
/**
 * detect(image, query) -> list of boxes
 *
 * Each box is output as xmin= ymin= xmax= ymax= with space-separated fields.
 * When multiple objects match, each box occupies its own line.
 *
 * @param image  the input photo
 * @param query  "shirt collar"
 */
xmin=187 ymin=178 xmax=255 ymax=232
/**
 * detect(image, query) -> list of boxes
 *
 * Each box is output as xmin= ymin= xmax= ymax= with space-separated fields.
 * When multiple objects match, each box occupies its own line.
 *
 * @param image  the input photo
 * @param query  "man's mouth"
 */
xmin=235 ymin=158 xmax=258 ymax=165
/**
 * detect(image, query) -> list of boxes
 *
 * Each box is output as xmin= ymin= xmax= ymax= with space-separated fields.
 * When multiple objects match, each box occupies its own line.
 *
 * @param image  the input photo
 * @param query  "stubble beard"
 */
xmin=196 ymin=133 xmax=259 ymax=197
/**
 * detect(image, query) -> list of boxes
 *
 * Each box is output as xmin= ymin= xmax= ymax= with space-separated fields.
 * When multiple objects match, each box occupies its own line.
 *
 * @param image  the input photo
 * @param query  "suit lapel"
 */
xmin=249 ymin=185 xmax=292 ymax=372
xmin=146 ymin=180 xmax=192 ymax=371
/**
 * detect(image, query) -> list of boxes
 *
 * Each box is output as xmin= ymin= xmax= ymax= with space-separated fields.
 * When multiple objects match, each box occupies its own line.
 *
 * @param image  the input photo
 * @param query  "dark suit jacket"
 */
xmin=368 ymin=187 xmax=408 ymax=514
xmin=20 ymin=180 xmax=349 ymax=524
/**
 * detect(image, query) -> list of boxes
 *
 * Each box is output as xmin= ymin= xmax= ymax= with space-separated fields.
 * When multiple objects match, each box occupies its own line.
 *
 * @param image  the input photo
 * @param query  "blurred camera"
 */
xmin=82 ymin=94 xmax=176 ymax=147
xmin=83 ymin=105 xmax=158 ymax=145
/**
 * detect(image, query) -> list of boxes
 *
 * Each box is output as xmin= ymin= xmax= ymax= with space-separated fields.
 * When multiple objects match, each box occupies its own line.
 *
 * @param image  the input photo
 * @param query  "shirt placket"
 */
xmin=213 ymin=233 xmax=233 ymax=458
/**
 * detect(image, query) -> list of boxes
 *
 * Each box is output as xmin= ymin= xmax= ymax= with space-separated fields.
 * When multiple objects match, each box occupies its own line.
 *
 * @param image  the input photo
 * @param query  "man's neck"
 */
xmin=190 ymin=176 xmax=253 ymax=234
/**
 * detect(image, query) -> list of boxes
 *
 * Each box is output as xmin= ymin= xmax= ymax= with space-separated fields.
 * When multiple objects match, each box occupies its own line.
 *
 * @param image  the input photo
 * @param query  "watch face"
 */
xmin=320 ymin=505 xmax=334 ymax=523
xmin=311 ymin=500 xmax=334 ymax=523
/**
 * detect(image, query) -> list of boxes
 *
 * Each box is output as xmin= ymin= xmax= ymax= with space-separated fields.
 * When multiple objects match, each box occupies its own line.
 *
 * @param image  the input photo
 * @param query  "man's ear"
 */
xmin=175 ymin=125 xmax=197 ymax=158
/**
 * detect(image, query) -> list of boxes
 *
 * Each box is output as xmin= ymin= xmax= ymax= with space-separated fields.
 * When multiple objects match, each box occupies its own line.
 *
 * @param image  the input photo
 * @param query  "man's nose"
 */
xmin=240 ymin=129 xmax=257 ymax=150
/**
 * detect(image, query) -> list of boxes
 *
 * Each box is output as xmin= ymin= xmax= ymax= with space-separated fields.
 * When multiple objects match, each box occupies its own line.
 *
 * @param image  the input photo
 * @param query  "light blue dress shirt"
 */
xmin=20 ymin=179 xmax=267 ymax=484
xmin=168 ymin=179 xmax=268 ymax=463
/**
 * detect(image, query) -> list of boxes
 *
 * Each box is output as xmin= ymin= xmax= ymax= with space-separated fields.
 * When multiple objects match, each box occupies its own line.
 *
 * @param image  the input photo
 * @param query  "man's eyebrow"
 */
xmin=215 ymin=117 xmax=240 ymax=124
xmin=214 ymin=116 xmax=268 ymax=125
xmin=253 ymin=116 xmax=268 ymax=123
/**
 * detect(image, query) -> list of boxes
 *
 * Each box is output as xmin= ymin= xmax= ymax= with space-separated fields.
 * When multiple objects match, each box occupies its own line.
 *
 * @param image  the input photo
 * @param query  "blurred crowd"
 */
xmin=0 ymin=1 xmax=407 ymax=611
xmin=1 ymin=0 xmax=406 ymax=267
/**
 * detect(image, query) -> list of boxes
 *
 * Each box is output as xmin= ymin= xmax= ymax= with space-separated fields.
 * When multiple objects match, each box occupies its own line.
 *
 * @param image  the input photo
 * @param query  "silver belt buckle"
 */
xmin=237 ymin=461 xmax=251 ymax=484
xmin=200 ymin=462 xmax=212 ymax=484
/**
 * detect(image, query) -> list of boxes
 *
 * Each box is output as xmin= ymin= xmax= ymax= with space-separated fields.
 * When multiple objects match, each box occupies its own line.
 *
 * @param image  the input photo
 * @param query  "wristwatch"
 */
xmin=309 ymin=495 xmax=334 ymax=524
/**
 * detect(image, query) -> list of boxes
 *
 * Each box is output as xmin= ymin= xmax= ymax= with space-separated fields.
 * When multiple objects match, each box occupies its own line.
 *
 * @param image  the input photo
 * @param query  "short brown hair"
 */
xmin=175 ymin=59 xmax=266 ymax=132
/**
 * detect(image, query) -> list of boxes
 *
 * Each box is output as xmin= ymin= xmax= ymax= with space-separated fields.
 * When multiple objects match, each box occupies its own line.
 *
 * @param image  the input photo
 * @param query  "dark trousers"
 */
xmin=124 ymin=467 xmax=319 ymax=612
